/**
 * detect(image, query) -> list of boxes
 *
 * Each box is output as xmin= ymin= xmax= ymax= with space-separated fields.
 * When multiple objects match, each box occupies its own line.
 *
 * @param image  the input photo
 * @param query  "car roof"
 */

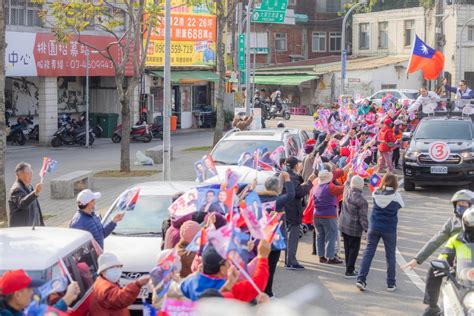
xmin=0 ymin=227 xmax=93 ymax=271
xmin=373 ymin=89 xmax=418 ymax=94
xmin=126 ymin=181 xmax=197 ymax=196
xmin=222 ymin=128 xmax=296 ymax=142
xmin=420 ymin=116 xmax=472 ymax=122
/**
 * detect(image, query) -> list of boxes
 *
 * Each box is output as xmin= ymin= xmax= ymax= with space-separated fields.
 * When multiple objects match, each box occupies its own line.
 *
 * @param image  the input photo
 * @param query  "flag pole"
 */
xmin=228 ymin=256 xmax=263 ymax=295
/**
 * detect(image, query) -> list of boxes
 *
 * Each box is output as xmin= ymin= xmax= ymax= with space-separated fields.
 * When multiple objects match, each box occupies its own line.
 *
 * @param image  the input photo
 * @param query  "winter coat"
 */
xmin=339 ymin=179 xmax=368 ymax=237
xmin=258 ymin=180 xmax=295 ymax=251
xmin=8 ymin=180 xmax=44 ymax=227
xmin=180 ymin=273 xmax=226 ymax=301
xmin=414 ymin=216 xmax=462 ymax=264
xmin=301 ymin=140 xmax=329 ymax=181
xmin=445 ymin=84 xmax=474 ymax=99
xmin=232 ymin=116 xmax=253 ymax=131
xmin=88 ymin=276 xmax=141 ymax=316
xmin=313 ymin=182 xmax=344 ymax=219
xmin=69 ymin=210 xmax=116 ymax=249
xmin=176 ymin=240 xmax=197 ymax=278
xmin=370 ymin=188 xmax=404 ymax=234
xmin=164 ymin=213 xmax=193 ymax=249
xmin=0 ymin=300 xmax=67 ymax=316
xmin=284 ymin=170 xmax=313 ymax=225
xmin=222 ymin=257 xmax=269 ymax=302
xmin=377 ymin=125 xmax=396 ymax=153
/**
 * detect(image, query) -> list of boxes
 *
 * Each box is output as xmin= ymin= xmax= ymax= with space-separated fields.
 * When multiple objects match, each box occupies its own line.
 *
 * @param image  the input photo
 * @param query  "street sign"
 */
xmin=238 ymin=34 xmax=245 ymax=69
xmin=251 ymin=0 xmax=288 ymax=24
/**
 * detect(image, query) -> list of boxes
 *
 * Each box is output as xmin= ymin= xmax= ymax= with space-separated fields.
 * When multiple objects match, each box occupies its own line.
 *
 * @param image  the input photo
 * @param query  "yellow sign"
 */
xmin=145 ymin=1 xmax=216 ymax=67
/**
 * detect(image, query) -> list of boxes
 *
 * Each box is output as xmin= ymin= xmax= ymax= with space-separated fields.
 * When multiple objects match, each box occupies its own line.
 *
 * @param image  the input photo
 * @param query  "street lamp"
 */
xmin=85 ymin=49 xmax=98 ymax=149
xmin=245 ymin=0 xmax=254 ymax=115
xmin=340 ymin=0 xmax=367 ymax=96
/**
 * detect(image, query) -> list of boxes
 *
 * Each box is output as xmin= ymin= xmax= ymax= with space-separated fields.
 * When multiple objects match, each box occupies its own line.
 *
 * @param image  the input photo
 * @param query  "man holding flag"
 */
xmin=70 ymin=189 xmax=124 ymax=249
xmin=8 ymin=162 xmax=44 ymax=227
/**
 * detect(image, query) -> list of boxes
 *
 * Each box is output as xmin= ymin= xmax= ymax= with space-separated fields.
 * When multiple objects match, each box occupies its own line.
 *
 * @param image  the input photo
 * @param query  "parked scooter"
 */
xmin=430 ymin=249 xmax=474 ymax=315
xmin=22 ymin=115 xmax=39 ymax=141
xmin=8 ymin=117 xmax=27 ymax=146
xmin=150 ymin=116 xmax=163 ymax=139
xmin=51 ymin=121 xmax=95 ymax=147
xmin=111 ymin=121 xmax=153 ymax=143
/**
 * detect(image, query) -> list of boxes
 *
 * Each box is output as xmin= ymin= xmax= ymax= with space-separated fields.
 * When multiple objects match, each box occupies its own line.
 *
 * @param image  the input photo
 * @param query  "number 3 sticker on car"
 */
xmin=428 ymin=141 xmax=450 ymax=162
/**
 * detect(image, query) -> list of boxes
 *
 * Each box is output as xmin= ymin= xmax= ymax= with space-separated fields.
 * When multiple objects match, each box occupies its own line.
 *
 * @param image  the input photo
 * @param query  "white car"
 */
xmin=0 ymin=227 xmax=100 ymax=312
xmin=101 ymin=181 xmax=196 ymax=310
xmin=368 ymin=89 xmax=419 ymax=106
xmin=211 ymin=128 xmax=309 ymax=167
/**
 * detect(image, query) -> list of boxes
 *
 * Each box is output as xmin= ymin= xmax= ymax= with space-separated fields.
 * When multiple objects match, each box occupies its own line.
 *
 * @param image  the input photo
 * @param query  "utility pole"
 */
xmin=434 ymin=0 xmax=445 ymax=85
xmin=340 ymin=0 xmax=367 ymax=96
xmin=162 ymin=0 xmax=171 ymax=181
xmin=85 ymin=50 xmax=90 ymax=148
xmin=245 ymin=0 xmax=254 ymax=115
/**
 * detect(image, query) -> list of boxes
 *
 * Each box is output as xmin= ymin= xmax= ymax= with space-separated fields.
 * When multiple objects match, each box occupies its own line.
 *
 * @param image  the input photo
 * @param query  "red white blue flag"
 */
xmin=407 ymin=35 xmax=444 ymax=80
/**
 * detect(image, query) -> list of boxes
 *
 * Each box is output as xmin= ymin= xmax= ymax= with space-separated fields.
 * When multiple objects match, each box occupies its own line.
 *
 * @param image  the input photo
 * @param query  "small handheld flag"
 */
xmin=369 ymin=173 xmax=382 ymax=192
xmin=39 ymin=157 xmax=58 ymax=182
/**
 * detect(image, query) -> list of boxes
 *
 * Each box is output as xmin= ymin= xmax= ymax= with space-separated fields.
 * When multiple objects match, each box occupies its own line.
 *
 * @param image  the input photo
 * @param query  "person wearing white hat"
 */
xmin=89 ymin=252 xmax=150 ymax=316
xmin=69 ymin=189 xmax=124 ymax=249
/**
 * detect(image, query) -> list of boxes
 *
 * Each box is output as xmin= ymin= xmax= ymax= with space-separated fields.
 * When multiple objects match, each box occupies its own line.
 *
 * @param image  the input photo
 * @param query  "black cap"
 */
xmin=202 ymin=245 xmax=225 ymax=275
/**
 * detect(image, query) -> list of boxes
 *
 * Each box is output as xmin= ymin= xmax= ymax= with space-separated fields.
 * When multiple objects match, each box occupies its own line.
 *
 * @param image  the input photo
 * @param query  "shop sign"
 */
xmin=145 ymin=1 xmax=217 ymax=67
xmin=5 ymin=31 xmax=134 ymax=77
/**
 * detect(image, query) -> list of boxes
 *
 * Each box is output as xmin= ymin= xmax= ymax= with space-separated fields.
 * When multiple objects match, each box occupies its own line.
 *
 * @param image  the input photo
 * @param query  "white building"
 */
xmin=352 ymin=5 xmax=474 ymax=88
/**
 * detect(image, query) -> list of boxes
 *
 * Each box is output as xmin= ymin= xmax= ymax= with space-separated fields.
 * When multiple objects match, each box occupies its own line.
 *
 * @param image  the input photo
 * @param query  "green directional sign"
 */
xmin=252 ymin=0 xmax=288 ymax=24
xmin=238 ymin=34 xmax=246 ymax=70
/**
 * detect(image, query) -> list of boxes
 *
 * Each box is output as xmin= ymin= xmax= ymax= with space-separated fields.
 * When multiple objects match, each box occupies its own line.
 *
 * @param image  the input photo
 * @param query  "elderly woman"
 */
xmin=257 ymin=171 xmax=295 ymax=297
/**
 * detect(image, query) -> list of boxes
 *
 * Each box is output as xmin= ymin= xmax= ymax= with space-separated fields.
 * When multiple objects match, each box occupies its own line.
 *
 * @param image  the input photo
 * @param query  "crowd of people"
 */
xmin=2 ymin=84 xmax=474 ymax=316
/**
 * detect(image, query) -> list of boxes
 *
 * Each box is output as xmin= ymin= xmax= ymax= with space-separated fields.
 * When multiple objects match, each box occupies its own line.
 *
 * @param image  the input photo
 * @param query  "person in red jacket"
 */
xmin=88 ymin=252 xmax=150 ymax=316
xmin=377 ymin=118 xmax=396 ymax=172
xmin=222 ymin=239 xmax=271 ymax=302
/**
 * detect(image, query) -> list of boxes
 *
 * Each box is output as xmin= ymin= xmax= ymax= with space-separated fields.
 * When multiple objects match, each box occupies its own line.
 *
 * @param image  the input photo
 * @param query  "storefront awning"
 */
xmin=253 ymin=75 xmax=318 ymax=86
xmin=151 ymin=71 xmax=219 ymax=83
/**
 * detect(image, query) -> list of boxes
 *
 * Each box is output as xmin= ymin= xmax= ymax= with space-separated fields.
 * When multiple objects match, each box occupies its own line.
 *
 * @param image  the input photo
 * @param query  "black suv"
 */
xmin=403 ymin=117 xmax=474 ymax=191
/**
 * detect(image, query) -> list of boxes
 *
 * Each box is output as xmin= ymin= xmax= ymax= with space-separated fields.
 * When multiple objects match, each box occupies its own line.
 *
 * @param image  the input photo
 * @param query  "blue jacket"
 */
xmin=445 ymin=84 xmax=474 ymax=99
xmin=180 ymin=273 xmax=226 ymax=301
xmin=369 ymin=188 xmax=404 ymax=234
xmin=0 ymin=299 xmax=68 ymax=316
xmin=69 ymin=210 xmax=116 ymax=249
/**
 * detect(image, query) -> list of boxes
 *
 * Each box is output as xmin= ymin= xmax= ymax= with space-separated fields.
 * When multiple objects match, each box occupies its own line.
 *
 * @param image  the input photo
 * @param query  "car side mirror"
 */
xmin=431 ymin=260 xmax=450 ymax=272
xmin=402 ymin=132 xmax=412 ymax=142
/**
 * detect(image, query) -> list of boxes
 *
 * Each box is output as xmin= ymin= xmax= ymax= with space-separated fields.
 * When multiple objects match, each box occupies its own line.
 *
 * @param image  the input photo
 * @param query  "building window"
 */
xmin=464 ymin=72 xmax=474 ymax=87
xmin=359 ymin=23 xmax=369 ymax=50
xmin=378 ymin=22 xmax=388 ymax=49
xmin=275 ymin=33 xmax=287 ymax=52
xmin=329 ymin=32 xmax=342 ymax=52
xmin=312 ymin=32 xmax=326 ymax=52
xmin=381 ymin=84 xmax=397 ymax=90
xmin=6 ymin=0 xmax=42 ymax=27
xmin=468 ymin=25 xmax=474 ymax=41
xmin=404 ymin=20 xmax=415 ymax=47
xmin=326 ymin=0 xmax=342 ymax=13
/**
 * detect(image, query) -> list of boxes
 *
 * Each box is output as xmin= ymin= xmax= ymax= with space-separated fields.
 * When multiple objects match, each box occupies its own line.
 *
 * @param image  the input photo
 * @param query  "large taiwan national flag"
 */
xmin=407 ymin=35 xmax=444 ymax=80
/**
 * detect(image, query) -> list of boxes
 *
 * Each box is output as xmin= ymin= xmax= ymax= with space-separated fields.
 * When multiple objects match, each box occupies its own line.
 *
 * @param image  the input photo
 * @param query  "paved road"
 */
xmin=5 ymin=117 xmax=464 ymax=315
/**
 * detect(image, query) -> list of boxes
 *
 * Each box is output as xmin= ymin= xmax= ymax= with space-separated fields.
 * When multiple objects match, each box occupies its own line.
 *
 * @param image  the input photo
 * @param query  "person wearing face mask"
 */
xmin=403 ymin=190 xmax=473 ymax=316
xmin=284 ymin=157 xmax=315 ymax=270
xmin=89 ymin=253 xmax=150 ymax=316
xmin=70 ymin=189 xmax=124 ymax=249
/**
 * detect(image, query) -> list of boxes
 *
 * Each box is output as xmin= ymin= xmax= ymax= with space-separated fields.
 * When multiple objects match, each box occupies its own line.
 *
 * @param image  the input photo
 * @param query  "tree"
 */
xmin=191 ymin=0 xmax=240 ymax=145
xmin=0 ymin=0 xmax=7 ymax=225
xmin=35 ymin=0 xmax=161 ymax=172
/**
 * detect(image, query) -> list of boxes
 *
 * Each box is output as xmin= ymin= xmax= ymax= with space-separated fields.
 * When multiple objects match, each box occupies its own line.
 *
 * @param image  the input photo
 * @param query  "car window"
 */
xmin=372 ymin=92 xmax=385 ymax=99
xmin=391 ymin=92 xmax=402 ymax=98
xmin=404 ymin=92 xmax=419 ymax=100
xmin=105 ymin=195 xmax=172 ymax=235
xmin=211 ymin=140 xmax=283 ymax=165
xmin=63 ymin=241 xmax=100 ymax=307
xmin=415 ymin=121 xmax=472 ymax=140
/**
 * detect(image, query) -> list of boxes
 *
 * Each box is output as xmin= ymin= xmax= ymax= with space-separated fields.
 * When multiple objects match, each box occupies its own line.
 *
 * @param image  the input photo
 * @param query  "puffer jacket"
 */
xmin=88 ymin=276 xmax=141 ymax=316
xmin=414 ymin=216 xmax=462 ymax=264
xmin=284 ymin=170 xmax=312 ymax=225
xmin=339 ymin=178 xmax=368 ymax=237
xmin=164 ymin=213 xmax=193 ymax=249
xmin=370 ymin=188 xmax=404 ymax=234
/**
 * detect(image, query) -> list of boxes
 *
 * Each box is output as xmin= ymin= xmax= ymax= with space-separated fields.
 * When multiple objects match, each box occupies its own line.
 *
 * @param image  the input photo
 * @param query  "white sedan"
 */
xmin=102 ymin=181 xmax=195 ymax=310
xmin=368 ymin=89 xmax=419 ymax=106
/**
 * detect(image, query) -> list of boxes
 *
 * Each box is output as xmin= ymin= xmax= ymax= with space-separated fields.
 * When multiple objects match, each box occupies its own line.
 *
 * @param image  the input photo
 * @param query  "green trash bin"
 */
xmin=98 ymin=113 xmax=119 ymax=138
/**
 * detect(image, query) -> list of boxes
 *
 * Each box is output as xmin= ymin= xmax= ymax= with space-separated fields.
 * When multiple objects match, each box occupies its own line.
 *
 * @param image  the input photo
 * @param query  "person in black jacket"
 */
xmin=258 ymin=171 xmax=295 ymax=297
xmin=8 ymin=162 xmax=44 ymax=227
xmin=284 ymin=157 xmax=315 ymax=270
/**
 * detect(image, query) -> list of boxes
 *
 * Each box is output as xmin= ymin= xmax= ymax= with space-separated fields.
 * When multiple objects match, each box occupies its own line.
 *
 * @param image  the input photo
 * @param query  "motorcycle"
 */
xmin=431 ymin=244 xmax=474 ymax=315
xmin=111 ymin=122 xmax=153 ymax=143
xmin=8 ymin=117 xmax=27 ymax=146
xmin=51 ymin=122 xmax=95 ymax=147
xmin=267 ymin=100 xmax=291 ymax=120
xmin=150 ymin=116 xmax=164 ymax=140
xmin=78 ymin=112 xmax=103 ymax=138
xmin=22 ymin=115 xmax=39 ymax=141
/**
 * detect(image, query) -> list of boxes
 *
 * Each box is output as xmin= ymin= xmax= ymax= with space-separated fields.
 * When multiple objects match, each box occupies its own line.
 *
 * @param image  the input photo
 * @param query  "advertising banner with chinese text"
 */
xmin=5 ymin=31 xmax=134 ymax=77
xmin=145 ymin=1 xmax=216 ymax=67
